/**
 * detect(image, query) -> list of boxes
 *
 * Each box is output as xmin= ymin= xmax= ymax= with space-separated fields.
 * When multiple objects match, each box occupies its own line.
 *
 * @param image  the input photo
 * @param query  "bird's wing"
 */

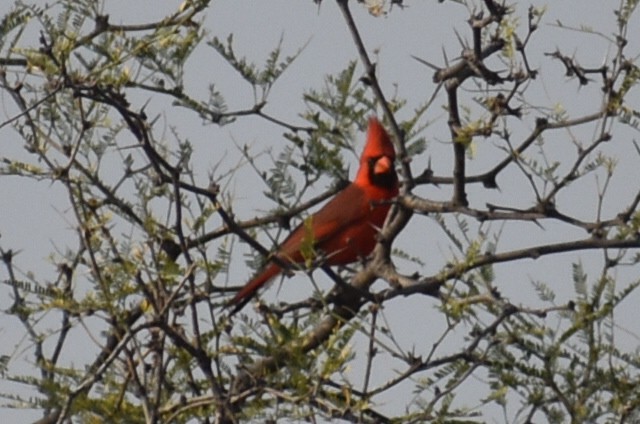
xmin=277 ymin=183 xmax=367 ymax=261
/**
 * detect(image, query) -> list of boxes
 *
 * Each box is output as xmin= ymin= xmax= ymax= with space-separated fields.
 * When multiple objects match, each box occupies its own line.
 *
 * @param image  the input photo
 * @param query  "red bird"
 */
xmin=229 ymin=117 xmax=399 ymax=311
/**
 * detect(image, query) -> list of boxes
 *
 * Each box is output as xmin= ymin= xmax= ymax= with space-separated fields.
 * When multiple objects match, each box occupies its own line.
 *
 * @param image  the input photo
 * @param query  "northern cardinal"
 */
xmin=229 ymin=117 xmax=399 ymax=312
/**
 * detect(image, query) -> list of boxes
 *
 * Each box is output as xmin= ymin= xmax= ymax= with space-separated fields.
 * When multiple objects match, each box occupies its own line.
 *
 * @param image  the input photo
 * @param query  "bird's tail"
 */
xmin=227 ymin=263 xmax=281 ymax=314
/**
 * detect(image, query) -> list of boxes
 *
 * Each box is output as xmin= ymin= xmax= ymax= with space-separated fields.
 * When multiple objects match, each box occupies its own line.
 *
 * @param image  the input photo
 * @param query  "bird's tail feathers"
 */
xmin=227 ymin=263 xmax=280 ymax=314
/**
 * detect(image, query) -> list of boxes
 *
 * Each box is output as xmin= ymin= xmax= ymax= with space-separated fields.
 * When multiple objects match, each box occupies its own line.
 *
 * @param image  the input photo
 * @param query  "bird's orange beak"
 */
xmin=373 ymin=155 xmax=394 ymax=175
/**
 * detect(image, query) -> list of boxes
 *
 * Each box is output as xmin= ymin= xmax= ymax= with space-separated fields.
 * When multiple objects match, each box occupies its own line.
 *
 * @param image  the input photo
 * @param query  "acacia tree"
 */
xmin=1 ymin=0 xmax=640 ymax=423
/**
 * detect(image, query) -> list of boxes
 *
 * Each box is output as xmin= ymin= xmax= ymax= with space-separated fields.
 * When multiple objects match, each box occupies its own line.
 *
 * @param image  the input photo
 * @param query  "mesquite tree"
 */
xmin=1 ymin=0 xmax=639 ymax=423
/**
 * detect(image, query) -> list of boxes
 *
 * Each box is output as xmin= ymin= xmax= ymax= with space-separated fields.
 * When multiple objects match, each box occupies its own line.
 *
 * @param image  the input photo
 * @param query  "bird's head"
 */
xmin=356 ymin=117 xmax=398 ymax=190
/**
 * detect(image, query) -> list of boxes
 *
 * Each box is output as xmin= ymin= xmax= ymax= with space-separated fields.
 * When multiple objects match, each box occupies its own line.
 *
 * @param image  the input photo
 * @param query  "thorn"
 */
xmin=442 ymin=46 xmax=450 ymax=67
xmin=411 ymin=55 xmax=440 ymax=72
xmin=453 ymin=28 xmax=467 ymax=49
